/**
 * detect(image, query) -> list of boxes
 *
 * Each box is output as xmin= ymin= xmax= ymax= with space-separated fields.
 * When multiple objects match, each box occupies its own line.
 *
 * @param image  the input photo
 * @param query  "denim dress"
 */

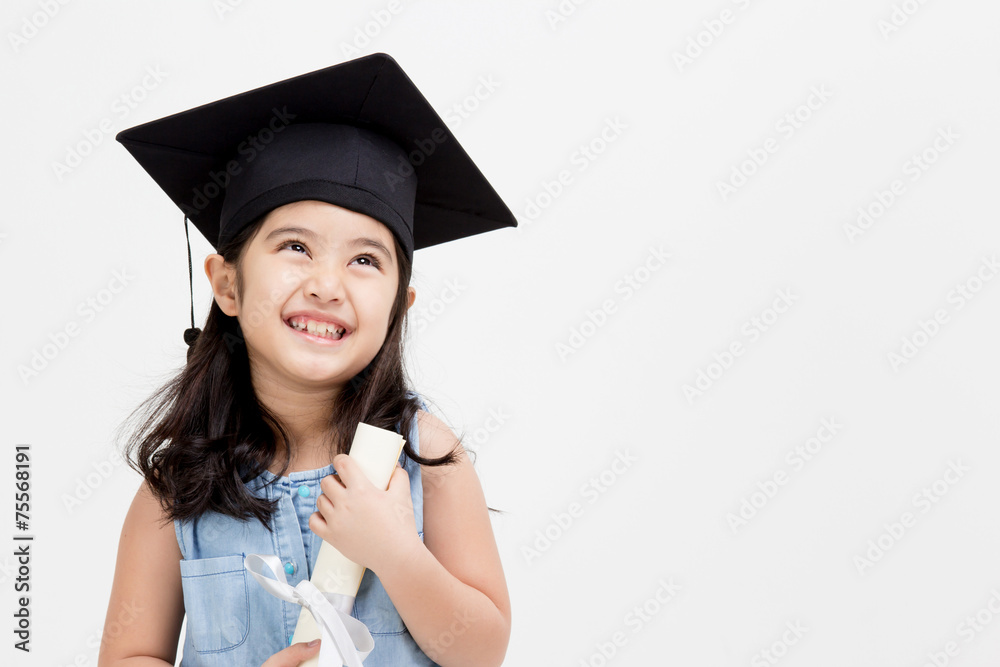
xmin=173 ymin=392 xmax=440 ymax=666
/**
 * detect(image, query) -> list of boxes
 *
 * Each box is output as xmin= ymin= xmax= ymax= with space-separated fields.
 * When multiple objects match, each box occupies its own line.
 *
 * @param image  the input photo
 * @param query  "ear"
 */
xmin=406 ymin=286 xmax=416 ymax=311
xmin=204 ymin=254 xmax=239 ymax=317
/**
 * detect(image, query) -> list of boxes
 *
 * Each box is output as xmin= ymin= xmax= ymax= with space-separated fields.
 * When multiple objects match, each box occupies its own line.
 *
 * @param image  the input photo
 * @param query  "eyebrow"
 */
xmin=265 ymin=226 xmax=394 ymax=265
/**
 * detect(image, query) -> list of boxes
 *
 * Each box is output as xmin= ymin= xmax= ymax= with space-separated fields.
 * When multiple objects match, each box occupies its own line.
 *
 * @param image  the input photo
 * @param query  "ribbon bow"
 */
xmin=245 ymin=554 xmax=374 ymax=667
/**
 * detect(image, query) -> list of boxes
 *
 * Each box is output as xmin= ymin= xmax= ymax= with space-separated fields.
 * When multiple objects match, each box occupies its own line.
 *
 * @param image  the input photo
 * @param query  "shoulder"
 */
xmin=415 ymin=407 xmax=465 ymax=466
xmin=127 ymin=480 xmax=171 ymax=527
xmin=121 ymin=481 xmax=181 ymax=552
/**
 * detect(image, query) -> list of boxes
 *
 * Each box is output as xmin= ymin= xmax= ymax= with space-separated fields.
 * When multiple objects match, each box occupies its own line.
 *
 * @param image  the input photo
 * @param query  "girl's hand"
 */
xmin=309 ymin=454 xmax=421 ymax=575
xmin=261 ymin=639 xmax=321 ymax=667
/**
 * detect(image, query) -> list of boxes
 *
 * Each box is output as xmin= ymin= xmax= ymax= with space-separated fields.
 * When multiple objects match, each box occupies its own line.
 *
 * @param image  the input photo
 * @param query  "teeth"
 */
xmin=289 ymin=318 xmax=346 ymax=339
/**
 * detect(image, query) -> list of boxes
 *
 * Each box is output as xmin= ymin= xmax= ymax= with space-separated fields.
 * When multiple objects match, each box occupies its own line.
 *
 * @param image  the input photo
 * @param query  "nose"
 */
xmin=301 ymin=262 xmax=347 ymax=302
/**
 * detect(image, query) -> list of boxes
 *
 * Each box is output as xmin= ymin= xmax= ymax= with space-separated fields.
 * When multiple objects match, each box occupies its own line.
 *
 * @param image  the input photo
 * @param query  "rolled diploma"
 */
xmin=291 ymin=421 xmax=406 ymax=664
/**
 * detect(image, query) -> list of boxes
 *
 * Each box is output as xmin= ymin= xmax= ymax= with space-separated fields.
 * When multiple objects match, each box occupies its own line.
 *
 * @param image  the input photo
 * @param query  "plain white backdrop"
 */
xmin=3 ymin=1 xmax=1000 ymax=665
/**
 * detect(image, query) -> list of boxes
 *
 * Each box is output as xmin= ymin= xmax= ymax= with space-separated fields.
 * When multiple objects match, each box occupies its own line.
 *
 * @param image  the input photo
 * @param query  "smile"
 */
xmin=284 ymin=317 xmax=350 ymax=343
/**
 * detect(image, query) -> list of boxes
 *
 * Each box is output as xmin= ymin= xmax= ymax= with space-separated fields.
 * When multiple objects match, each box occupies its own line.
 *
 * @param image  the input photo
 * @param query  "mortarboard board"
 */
xmin=114 ymin=52 xmax=517 ymax=351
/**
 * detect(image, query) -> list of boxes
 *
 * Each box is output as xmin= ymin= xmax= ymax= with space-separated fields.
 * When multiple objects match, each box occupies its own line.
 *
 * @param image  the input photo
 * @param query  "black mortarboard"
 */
xmin=114 ymin=52 xmax=516 ymax=352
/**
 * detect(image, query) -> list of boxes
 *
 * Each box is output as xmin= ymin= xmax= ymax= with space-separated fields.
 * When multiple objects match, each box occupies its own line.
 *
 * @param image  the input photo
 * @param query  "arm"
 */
xmin=97 ymin=481 xmax=185 ymax=667
xmin=374 ymin=409 xmax=512 ymax=667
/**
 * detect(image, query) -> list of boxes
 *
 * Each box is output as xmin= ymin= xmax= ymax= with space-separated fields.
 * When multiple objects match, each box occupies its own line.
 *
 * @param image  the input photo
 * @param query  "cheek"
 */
xmin=357 ymin=293 xmax=398 ymax=349
xmin=237 ymin=283 xmax=289 ymax=336
xmin=380 ymin=291 xmax=401 ymax=332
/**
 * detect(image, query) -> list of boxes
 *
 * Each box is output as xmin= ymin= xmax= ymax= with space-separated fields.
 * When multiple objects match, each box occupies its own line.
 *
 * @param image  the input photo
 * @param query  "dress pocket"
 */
xmin=179 ymin=553 xmax=251 ymax=653
xmin=354 ymin=567 xmax=406 ymax=635
xmin=353 ymin=531 xmax=424 ymax=636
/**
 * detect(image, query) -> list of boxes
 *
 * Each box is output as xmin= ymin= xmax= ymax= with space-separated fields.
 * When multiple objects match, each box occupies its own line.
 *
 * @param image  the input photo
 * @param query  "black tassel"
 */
xmin=183 ymin=215 xmax=200 ymax=359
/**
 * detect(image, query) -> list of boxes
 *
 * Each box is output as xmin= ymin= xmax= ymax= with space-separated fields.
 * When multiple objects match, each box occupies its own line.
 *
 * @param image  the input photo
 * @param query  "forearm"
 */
xmin=99 ymin=656 xmax=174 ymax=667
xmin=374 ymin=540 xmax=509 ymax=667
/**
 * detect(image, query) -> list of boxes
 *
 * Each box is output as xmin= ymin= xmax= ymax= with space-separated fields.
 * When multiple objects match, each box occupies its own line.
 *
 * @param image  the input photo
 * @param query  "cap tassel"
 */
xmin=183 ymin=215 xmax=201 ymax=356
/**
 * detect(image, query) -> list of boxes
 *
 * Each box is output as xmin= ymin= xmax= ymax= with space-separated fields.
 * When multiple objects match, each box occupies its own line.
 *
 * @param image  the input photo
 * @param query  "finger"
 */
xmin=333 ymin=454 xmax=377 ymax=491
xmin=332 ymin=453 xmax=359 ymax=487
xmin=308 ymin=510 xmax=328 ymax=535
xmin=261 ymin=639 xmax=321 ymax=667
xmin=314 ymin=493 xmax=335 ymax=521
xmin=319 ymin=470 xmax=346 ymax=499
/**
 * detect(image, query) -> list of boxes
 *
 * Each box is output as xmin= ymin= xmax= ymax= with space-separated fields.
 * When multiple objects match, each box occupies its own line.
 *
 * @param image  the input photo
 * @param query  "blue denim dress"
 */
xmin=174 ymin=392 xmax=439 ymax=666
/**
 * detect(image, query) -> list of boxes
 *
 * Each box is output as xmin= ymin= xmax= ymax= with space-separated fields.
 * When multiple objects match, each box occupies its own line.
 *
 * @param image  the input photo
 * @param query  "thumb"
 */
xmin=388 ymin=464 xmax=411 ymax=491
xmin=261 ymin=639 xmax=321 ymax=667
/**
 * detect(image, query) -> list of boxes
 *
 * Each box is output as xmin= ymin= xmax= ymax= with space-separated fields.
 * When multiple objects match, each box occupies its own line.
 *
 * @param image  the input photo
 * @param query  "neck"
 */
xmin=251 ymin=370 xmax=343 ymax=474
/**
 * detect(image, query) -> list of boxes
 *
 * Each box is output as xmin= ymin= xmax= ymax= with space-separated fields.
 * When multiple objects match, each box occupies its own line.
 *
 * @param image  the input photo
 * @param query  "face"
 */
xmin=205 ymin=200 xmax=407 ymax=393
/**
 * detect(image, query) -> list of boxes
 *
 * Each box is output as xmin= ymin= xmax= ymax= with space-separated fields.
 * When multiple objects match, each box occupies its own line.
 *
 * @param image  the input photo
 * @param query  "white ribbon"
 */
xmin=245 ymin=554 xmax=374 ymax=667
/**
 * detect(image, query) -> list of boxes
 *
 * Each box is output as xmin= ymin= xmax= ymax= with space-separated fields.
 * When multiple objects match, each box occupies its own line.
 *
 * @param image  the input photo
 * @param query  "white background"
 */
xmin=3 ymin=1 xmax=1000 ymax=666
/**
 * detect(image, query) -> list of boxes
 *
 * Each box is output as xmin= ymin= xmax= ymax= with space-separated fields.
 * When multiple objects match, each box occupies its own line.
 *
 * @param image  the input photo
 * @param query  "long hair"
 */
xmin=116 ymin=212 xmax=467 ymax=528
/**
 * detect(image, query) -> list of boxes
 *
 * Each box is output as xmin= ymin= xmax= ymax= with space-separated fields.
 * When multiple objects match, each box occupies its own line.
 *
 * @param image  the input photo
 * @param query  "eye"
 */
xmin=278 ymin=239 xmax=309 ymax=255
xmin=352 ymin=254 xmax=383 ymax=269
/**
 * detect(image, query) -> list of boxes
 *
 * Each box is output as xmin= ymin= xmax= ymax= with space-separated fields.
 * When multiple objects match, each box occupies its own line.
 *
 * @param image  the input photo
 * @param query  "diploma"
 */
xmin=293 ymin=422 xmax=406 ymax=666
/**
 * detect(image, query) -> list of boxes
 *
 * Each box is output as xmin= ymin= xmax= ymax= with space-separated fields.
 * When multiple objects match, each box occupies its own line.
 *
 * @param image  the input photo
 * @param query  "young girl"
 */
xmin=97 ymin=53 xmax=514 ymax=667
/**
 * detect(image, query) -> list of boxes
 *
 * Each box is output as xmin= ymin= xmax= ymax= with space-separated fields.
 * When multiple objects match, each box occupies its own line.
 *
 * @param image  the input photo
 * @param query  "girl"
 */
xmin=97 ymin=53 xmax=514 ymax=667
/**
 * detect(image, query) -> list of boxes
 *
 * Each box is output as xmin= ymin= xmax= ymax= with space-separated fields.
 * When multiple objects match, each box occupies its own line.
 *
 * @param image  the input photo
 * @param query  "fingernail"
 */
xmin=308 ymin=639 xmax=321 ymax=647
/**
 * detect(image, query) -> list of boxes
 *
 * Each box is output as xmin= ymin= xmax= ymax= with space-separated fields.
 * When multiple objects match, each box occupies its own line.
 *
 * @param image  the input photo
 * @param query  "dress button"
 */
xmin=297 ymin=484 xmax=311 ymax=498
xmin=284 ymin=561 xmax=296 ymax=576
xmin=287 ymin=634 xmax=293 ymax=646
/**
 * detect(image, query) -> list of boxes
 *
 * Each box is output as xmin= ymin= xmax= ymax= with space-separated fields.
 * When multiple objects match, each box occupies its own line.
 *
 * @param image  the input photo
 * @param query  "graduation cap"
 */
xmin=115 ymin=52 xmax=516 ymax=351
